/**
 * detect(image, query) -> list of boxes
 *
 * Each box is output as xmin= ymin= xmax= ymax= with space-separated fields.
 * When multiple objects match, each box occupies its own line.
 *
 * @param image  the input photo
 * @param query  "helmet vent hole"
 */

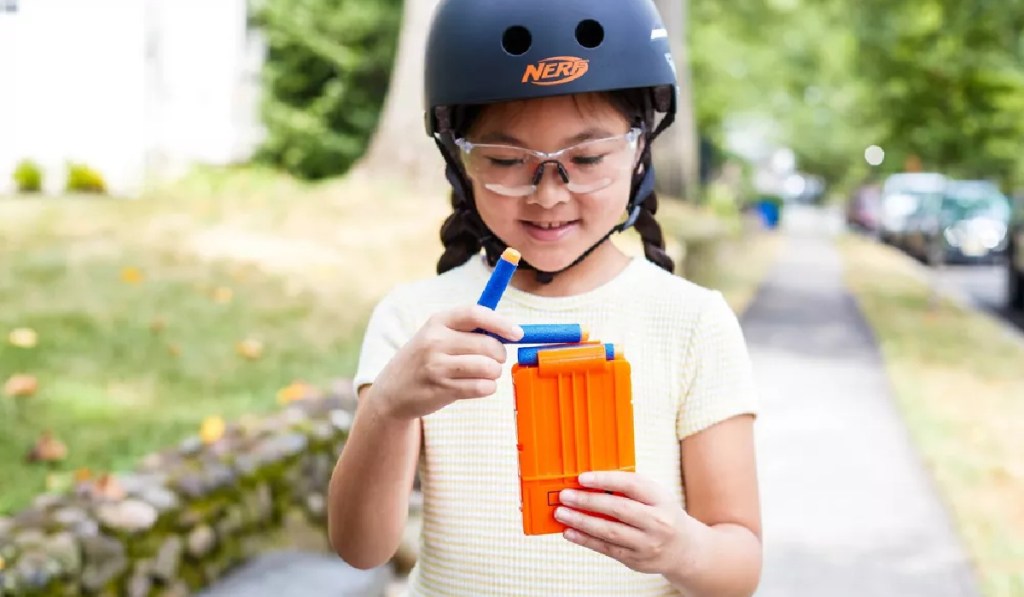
xmin=502 ymin=26 xmax=533 ymax=56
xmin=575 ymin=19 xmax=604 ymax=49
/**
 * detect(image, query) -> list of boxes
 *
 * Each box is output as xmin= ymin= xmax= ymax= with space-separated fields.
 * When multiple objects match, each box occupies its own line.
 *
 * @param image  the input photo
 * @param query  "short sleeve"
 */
xmin=352 ymin=292 xmax=411 ymax=395
xmin=676 ymin=291 xmax=758 ymax=440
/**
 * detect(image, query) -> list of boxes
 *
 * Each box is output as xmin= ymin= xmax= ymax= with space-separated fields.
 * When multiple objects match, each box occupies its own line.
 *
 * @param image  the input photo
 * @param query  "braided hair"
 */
xmin=436 ymin=90 xmax=675 ymax=277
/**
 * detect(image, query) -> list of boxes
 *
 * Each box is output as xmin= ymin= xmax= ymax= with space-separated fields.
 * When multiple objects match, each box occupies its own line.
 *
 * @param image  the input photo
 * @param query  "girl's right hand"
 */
xmin=370 ymin=305 xmax=524 ymax=421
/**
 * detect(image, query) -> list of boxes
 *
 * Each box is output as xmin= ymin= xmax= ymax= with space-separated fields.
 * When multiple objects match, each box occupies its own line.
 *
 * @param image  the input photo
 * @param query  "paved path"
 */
xmin=195 ymin=550 xmax=392 ymax=597
xmin=747 ymin=206 xmax=981 ymax=597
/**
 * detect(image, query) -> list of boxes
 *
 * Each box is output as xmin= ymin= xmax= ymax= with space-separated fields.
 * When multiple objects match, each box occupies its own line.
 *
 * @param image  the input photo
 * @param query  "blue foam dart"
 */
xmin=517 ymin=343 xmax=616 ymax=367
xmin=501 ymin=323 xmax=587 ymax=345
xmin=477 ymin=248 xmax=521 ymax=310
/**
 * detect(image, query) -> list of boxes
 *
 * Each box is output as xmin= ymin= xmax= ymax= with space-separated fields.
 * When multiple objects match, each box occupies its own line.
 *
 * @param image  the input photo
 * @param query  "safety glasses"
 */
xmin=452 ymin=128 xmax=642 ymax=197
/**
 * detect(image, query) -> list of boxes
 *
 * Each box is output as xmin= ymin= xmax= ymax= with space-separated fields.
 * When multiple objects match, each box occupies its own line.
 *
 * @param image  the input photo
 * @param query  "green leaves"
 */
xmin=252 ymin=0 xmax=402 ymax=180
xmin=851 ymin=0 xmax=1024 ymax=185
xmin=690 ymin=0 xmax=1024 ymax=191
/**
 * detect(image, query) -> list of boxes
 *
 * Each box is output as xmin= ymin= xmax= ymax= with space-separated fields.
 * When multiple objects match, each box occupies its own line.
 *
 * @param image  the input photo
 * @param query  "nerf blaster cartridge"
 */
xmin=512 ymin=343 xmax=636 ymax=536
xmin=475 ymin=246 xmax=637 ymax=537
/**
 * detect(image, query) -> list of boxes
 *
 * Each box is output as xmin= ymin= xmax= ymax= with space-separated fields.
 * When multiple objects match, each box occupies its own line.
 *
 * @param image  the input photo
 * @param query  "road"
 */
xmin=927 ymin=261 xmax=1024 ymax=332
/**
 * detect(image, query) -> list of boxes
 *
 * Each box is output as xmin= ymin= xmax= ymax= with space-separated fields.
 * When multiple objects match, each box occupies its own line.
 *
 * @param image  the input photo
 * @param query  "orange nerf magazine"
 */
xmin=512 ymin=342 xmax=636 ymax=536
xmin=474 ymin=248 xmax=636 ymax=536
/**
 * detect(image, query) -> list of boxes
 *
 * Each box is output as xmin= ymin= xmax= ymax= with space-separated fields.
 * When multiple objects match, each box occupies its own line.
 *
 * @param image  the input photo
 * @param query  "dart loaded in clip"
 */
xmin=474 ymin=247 xmax=637 ymax=537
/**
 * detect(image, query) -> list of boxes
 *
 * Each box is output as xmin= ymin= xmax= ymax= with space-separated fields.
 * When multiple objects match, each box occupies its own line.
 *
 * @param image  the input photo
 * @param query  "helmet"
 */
xmin=424 ymin=0 xmax=677 ymax=136
xmin=423 ymin=0 xmax=680 ymax=282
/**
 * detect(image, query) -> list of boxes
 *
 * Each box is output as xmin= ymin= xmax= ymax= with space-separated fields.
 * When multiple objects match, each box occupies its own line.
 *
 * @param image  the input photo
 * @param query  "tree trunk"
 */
xmin=652 ymin=0 xmax=699 ymax=201
xmin=355 ymin=0 xmax=445 ymax=187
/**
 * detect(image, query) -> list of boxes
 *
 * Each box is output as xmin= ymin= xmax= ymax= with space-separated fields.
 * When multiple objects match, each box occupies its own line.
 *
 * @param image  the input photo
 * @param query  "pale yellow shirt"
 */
xmin=353 ymin=254 xmax=757 ymax=597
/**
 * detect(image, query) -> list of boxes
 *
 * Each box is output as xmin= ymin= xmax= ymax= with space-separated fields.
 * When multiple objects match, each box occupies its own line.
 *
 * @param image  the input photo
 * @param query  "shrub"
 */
xmin=252 ymin=0 xmax=402 ymax=180
xmin=65 ymin=163 xmax=107 ymax=194
xmin=13 ymin=159 xmax=43 ymax=193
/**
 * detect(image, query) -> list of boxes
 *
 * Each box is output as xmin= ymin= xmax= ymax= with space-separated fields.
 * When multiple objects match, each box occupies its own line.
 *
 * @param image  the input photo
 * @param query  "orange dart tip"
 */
xmin=501 ymin=248 xmax=521 ymax=265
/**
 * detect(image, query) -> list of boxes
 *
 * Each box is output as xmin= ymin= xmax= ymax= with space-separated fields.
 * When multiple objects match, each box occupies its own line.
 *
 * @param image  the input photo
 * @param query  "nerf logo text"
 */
xmin=521 ymin=56 xmax=590 ymax=86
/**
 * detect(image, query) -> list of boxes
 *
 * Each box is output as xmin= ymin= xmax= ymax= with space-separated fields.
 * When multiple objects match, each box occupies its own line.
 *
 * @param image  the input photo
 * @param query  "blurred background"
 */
xmin=1 ymin=0 xmax=1022 ymax=596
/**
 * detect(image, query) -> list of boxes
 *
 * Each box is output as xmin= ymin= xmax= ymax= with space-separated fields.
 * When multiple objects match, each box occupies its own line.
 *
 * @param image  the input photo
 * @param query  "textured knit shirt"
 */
xmin=353 ymin=254 xmax=758 ymax=597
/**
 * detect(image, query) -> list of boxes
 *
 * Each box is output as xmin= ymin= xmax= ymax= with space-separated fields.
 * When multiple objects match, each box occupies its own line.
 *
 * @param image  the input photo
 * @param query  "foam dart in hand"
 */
xmin=501 ymin=323 xmax=588 ymax=345
xmin=517 ymin=343 xmax=617 ymax=367
xmin=477 ymin=248 xmax=521 ymax=310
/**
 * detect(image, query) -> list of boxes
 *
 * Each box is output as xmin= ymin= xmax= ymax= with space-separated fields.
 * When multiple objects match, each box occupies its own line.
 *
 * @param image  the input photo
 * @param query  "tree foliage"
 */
xmin=252 ymin=0 xmax=402 ymax=180
xmin=854 ymin=0 xmax=1024 ymax=186
xmin=251 ymin=0 xmax=1023 ymax=190
xmin=689 ymin=0 xmax=1024 ymax=192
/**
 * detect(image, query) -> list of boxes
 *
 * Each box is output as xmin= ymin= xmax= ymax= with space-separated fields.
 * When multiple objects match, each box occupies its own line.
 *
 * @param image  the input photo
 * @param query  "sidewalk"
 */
xmin=195 ymin=550 xmax=392 ymax=597
xmin=745 ymin=206 xmax=981 ymax=597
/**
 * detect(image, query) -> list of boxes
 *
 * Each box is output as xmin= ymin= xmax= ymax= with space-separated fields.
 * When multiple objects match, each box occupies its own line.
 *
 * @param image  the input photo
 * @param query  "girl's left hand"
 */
xmin=554 ymin=471 xmax=699 ymax=575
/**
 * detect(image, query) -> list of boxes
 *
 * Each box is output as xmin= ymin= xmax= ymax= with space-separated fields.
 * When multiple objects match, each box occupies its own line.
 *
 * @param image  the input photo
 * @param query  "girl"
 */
xmin=328 ymin=1 xmax=762 ymax=595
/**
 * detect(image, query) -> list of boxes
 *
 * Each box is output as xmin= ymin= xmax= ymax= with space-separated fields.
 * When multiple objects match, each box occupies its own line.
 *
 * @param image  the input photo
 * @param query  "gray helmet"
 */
xmin=423 ymin=0 xmax=678 ymax=136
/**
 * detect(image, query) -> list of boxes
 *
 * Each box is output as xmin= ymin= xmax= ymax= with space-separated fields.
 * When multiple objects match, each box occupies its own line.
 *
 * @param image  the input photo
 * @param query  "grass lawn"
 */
xmin=840 ymin=235 xmax=1024 ymax=597
xmin=0 ymin=166 xmax=778 ymax=515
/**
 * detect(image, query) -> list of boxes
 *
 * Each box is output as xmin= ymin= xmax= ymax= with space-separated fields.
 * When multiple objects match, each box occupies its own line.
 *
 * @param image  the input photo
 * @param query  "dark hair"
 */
xmin=437 ymin=89 xmax=674 ymax=276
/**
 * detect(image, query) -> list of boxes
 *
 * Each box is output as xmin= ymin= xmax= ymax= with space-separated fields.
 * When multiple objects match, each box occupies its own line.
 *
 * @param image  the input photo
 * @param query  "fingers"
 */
xmin=577 ymin=471 xmax=663 ymax=506
xmin=446 ymin=330 xmax=509 ymax=363
xmin=440 ymin=305 xmax=524 ymax=341
xmin=443 ymin=377 xmax=498 ymax=400
xmin=420 ymin=354 xmax=501 ymax=400
xmin=558 ymin=488 xmax=649 ymax=530
xmin=563 ymin=527 xmax=635 ymax=562
xmin=555 ymin=505 xmax=646 ymax=551
xmin=438 ymin=354 xmax=503 ymax=381
xmin=564 ymin=527 xmax=642 ymax=566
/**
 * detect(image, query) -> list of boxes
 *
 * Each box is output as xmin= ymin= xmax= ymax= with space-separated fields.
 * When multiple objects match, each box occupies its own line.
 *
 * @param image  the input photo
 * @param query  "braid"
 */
xmin=437 ymin=189 xmax=483 ymax=274
xmin=633 ymin=190 xmax=675 ymax=274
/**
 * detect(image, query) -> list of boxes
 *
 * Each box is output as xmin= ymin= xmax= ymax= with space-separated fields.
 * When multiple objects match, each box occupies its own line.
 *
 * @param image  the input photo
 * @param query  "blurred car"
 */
xmin=901 ymin=179 xmax=1011 ymax=265
xmin=1007 ymin=192 xmax=1024 ymax=310
xmin=878 ymin=172 xmax=947 ymax=246
xmin=845 ymin=182 xmax=883 ymax=234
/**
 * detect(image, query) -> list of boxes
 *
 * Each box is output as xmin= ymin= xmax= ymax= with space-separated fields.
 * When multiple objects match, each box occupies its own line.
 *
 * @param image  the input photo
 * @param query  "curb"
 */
xmin=892 ymin=252 xmax=1024 ymax=350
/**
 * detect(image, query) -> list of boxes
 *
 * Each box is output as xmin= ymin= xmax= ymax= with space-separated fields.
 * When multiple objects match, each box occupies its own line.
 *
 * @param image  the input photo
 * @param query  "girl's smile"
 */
xmin=520 ymin=218 xmax=581 ymax=242
xmin=465 ymin=94 xmax=640 ymax=294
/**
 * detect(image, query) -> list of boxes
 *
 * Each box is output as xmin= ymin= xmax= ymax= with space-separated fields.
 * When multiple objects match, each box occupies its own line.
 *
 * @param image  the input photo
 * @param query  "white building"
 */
xmin=0 ymin=0 xmax=265 ymax=196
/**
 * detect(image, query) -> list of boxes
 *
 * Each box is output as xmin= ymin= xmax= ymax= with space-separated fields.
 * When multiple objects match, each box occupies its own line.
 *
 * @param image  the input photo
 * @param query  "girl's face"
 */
xmin=464 ymin=94 xmax=639 ymax=274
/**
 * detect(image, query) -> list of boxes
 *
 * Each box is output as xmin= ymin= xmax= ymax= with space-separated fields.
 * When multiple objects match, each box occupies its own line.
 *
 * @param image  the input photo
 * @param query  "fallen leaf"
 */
xmin=74 ymin=468 xmax=93 ymax=483
xmin=212 ymin=286 xmax=234 ymax=304
xmin=277 ymin=381 xmax=312 ymax=405
xmin=167 ymin=343 xmax=181 ymax=357
xmin=150 ymin=317 xmax=167 ymax=334
xmin=4 ymin=374 xmax=38 ymax=398
xmin=236 ymin=338 xmax=264 ymax=361
xmin=95 ymin=474 xmax=126 ymax=500
xmin=27 ymin=431 xmax=68 ymax=463
xmin=8 ymin=327 xmax=38 ymax=348
xmin=200 ymin=416 xmax=226 ymax=444
xmin=120 ymin=266 xmax=144 ymax=284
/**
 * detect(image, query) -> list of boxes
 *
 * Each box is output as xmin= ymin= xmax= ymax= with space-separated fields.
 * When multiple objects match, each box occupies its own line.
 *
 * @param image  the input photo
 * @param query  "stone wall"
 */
xmin=0 ymin=387 xmax=358 ymax=596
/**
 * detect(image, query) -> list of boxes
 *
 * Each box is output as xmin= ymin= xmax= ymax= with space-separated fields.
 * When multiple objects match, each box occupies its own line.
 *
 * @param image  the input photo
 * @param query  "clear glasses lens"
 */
xmin=458 ymin=130 xmax=640 ymax=197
